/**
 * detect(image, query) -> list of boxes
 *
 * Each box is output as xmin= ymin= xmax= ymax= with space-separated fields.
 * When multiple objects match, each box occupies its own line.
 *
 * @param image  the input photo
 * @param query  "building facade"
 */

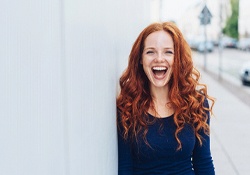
xmin=178 ymin=0 xmax=231 ymax=42
xmin=238 ymin=0 xmax=250 ymax=38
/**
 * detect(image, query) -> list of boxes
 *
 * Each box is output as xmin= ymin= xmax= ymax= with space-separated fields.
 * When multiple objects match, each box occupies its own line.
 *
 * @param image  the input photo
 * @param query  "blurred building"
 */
xmin=177 ymin=0 xmax=231 ymax=42
xmin=238 ymin=0 xmax=250 ymax=38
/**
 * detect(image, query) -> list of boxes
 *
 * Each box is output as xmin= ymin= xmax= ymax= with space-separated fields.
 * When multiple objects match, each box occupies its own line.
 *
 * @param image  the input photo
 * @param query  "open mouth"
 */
xmin=152 ymin=66 xmax=167 ymax=77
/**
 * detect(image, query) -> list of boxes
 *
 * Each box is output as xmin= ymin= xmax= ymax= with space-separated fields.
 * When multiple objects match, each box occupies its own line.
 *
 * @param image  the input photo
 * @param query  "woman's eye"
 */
xmin=146 ymin=51 xmax=154 ymax=54
xmin=165 ymin=51 xmax=173 ymax=54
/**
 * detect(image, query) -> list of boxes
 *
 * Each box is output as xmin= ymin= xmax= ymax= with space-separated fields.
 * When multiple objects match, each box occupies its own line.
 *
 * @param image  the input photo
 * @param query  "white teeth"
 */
xmin=152 ymin=67 xmax=167 ymax=71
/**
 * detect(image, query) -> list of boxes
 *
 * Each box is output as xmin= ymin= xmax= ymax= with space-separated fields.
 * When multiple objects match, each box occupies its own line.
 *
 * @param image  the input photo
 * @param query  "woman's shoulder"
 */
xmin=203 ymin=97 xmax=209 ymax=108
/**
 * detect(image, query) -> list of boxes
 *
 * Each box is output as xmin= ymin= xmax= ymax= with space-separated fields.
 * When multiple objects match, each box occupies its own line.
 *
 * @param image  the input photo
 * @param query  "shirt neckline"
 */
xmin=147 ymin=112 xmax=174 ymax=119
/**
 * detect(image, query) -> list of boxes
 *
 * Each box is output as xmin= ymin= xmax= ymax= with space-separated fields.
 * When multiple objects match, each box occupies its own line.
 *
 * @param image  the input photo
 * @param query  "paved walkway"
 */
xmin=194 ymin=53 xmax=250 ymax=175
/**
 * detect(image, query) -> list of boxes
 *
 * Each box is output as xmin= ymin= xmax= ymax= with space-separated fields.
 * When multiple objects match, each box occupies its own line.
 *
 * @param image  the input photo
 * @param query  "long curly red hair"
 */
xmin=117 ymin=22 xmax=215 ymax=149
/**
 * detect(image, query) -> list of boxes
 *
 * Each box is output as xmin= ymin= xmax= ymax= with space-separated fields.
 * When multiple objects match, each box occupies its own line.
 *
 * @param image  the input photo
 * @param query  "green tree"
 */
xmin=223 ymin=0 xmax=239 ymax=39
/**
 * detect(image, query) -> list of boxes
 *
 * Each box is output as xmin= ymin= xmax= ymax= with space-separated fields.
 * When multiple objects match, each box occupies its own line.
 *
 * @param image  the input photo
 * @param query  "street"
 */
xmin=193 ymin=47 xmax=250 ymax=78
xmin=193 ymin=47 xmax=250 ymax=98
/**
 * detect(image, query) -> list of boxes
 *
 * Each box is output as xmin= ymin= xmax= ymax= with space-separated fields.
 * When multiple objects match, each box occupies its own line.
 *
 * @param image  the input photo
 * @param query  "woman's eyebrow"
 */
xmin=144 ymin=47 xmax=174 ymax=50
xmin=144 ymin=47 xmax=155 ymax=50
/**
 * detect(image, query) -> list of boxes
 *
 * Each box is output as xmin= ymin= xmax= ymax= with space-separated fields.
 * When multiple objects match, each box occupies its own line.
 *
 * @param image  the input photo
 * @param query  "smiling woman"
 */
xmin=116 ymin=21 xmax=216 ymax=175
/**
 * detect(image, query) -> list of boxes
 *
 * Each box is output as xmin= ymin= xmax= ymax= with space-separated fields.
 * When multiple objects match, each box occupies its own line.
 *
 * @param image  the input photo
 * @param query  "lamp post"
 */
xmin=199 ymin=3 xmax=212 ymax=71
xmin=218 ymin=0 xmax=223 ymax=80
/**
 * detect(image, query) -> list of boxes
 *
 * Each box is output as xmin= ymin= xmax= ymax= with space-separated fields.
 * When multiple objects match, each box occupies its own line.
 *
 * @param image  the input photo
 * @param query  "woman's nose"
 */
xmin=155 ymin=53 xmax=165 ymax=62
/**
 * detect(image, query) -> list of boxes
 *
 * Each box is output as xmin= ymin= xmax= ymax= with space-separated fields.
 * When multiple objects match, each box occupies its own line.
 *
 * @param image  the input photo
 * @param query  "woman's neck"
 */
xmin=149 ymin=85 xmax=174 ymax=118
xmin=150 ymin=85 xmax=170 ymax=104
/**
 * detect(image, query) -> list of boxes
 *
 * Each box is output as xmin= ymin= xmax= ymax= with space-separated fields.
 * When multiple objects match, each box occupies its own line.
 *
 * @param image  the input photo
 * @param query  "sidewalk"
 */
xmin=194 ymin=55 xmax=250 ymax=175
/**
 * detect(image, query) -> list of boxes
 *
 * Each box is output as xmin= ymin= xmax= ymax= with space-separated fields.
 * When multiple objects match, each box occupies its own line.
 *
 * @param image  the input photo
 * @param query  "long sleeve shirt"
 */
xmin=117 ymin=101 xmax=215 ymax=175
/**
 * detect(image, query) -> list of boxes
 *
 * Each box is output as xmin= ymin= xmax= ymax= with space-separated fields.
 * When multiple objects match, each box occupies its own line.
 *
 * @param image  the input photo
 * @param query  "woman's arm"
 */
xmin=192 ymin=99 xmax=215 ymax=175
xmin=117 ymin=113 xmax=133 ymax=175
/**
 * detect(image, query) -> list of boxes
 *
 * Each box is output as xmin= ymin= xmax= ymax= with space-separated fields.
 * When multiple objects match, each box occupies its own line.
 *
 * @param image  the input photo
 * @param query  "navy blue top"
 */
xmin=117 ymin=101 xmax=215 ymax=175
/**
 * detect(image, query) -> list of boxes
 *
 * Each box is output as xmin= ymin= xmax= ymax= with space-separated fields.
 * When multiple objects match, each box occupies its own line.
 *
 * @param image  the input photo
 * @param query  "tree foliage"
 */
xmin=223 ymin=0 xmax=239 ymax=39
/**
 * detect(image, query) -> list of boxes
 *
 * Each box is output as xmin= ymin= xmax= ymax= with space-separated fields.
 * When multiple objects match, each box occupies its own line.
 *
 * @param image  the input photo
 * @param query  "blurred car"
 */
xmin=186 ymin=35 xmax=214 ymax=52
xmin=196 ymin=40 xmax=214 ymax=52
xmin=219 ymin=36 xmax=238 ymax=48
xmin=189 ymin=39 xmax=214 ymax=52
xmin=237 ymin=38 xmax=250 ymax=51
xmin=239 ymin=61 xmax=250 ymax=85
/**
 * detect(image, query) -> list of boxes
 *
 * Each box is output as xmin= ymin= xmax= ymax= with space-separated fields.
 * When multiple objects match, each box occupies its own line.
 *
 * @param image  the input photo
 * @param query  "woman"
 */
xmin=117 ymin=22 xmax=215 ymax=175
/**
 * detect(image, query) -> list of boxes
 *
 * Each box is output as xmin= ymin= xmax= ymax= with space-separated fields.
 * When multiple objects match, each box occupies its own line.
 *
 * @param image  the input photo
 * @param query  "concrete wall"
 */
xmin=0 ymin=0 xmax=150 ymax=174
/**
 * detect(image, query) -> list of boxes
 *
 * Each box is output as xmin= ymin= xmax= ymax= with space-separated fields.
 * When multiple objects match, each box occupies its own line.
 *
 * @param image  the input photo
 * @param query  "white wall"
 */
xmin=0 ymin=0 xmax=150 ymax=174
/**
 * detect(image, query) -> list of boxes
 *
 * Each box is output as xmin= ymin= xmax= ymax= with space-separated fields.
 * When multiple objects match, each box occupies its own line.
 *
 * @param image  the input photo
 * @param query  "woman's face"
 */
xmin=141 ymin=30 xmax=174 ymax=89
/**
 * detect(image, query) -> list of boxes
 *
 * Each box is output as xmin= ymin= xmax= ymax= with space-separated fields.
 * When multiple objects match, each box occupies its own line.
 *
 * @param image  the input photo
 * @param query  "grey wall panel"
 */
xmin=0 ymin=0 xmax=151 ymax=174
xmin=0 ymin=1 xmax=65 ymax=175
